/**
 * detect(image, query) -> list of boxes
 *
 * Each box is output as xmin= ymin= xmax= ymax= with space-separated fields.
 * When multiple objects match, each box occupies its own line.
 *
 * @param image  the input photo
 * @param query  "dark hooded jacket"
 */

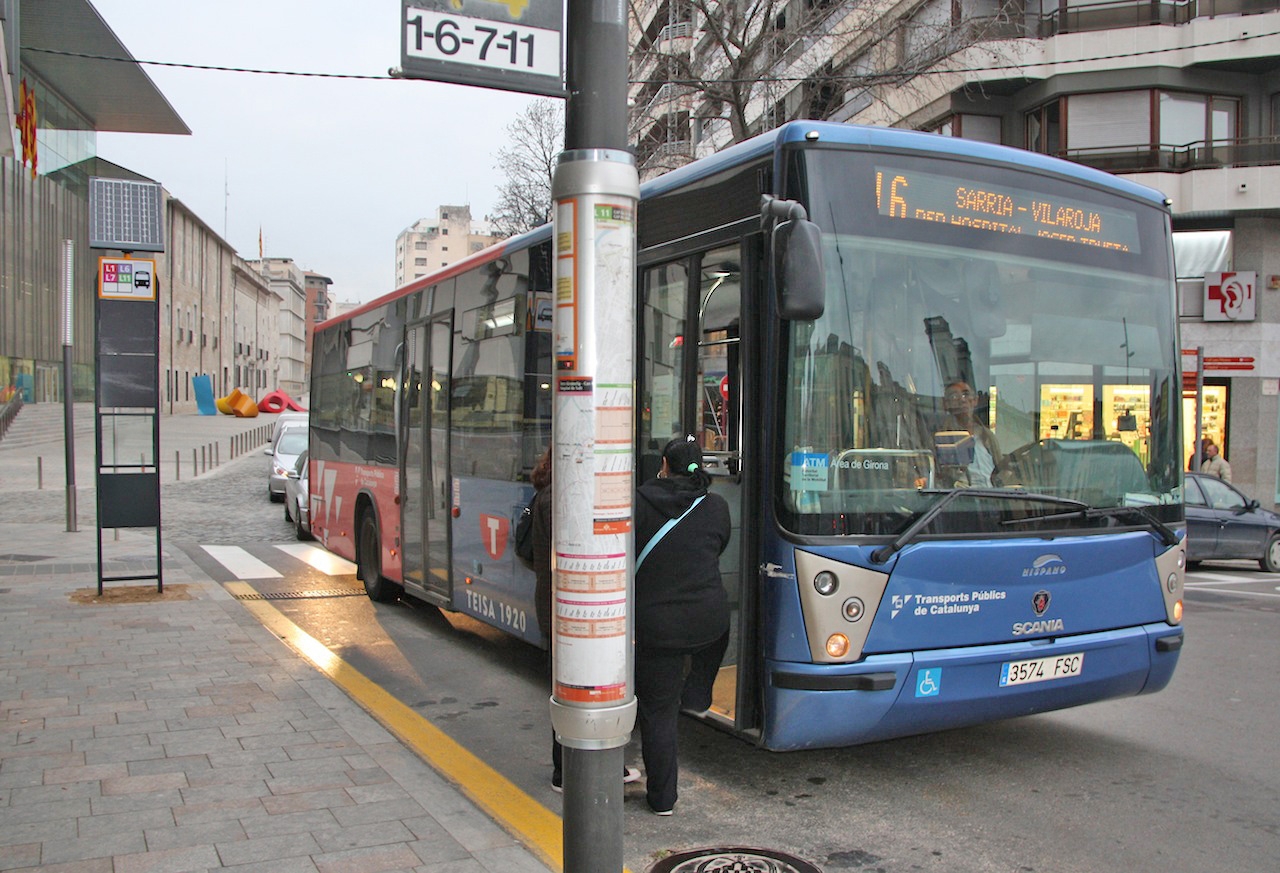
xmin=633 ymin=475 xmax=731 ymax=651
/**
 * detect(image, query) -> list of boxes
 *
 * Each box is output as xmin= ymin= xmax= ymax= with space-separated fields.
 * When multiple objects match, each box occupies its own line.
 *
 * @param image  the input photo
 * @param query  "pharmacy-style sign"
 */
xmin=400 ymin=0 xmax=564 ymax=97
xmin=1204 ymin=271 xmax=1256 ymax=321
xmin=98 ymin=257 xmax=157 ymax=301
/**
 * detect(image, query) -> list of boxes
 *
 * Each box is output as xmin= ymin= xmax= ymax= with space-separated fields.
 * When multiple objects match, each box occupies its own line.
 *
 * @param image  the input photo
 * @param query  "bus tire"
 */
xmin=1261 ymin=534 xmax=1280 ymax=573
xmin=359 ymin=509 xmax=401 ymax=602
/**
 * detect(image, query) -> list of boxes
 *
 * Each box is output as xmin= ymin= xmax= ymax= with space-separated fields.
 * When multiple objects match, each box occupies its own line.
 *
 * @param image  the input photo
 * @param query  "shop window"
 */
xmin=1173 ymin=230 xmax=1232 ymax=318
xmin=1183 ymin=382 xmax=1227 ymax=473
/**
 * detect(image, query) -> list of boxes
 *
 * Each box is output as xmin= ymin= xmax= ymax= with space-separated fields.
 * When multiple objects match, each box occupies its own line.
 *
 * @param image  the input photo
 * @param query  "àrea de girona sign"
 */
xmin=400 ymin=0 xmax=564 ymax=97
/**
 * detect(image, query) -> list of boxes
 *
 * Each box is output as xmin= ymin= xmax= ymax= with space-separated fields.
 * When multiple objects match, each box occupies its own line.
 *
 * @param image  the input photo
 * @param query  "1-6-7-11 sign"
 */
xmin=401 ymin=1 xmax=563 ymax=97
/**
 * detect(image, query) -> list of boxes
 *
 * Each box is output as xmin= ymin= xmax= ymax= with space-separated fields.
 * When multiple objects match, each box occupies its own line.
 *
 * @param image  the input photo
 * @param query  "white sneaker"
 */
xmin=623 ymin=766 xmax=641 ymax=784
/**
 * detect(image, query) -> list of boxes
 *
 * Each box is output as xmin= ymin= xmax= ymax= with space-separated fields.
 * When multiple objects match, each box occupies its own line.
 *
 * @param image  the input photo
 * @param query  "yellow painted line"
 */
xmin=224 ymin=581 xmax=565 ymax=870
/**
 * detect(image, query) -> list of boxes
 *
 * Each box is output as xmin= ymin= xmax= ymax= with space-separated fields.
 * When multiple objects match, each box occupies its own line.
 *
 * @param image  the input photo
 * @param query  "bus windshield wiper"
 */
xmin=1001 ymin=504 xmax=1179 ymax=547
xmin=870 ymin=489 xmax=1088 ymax=564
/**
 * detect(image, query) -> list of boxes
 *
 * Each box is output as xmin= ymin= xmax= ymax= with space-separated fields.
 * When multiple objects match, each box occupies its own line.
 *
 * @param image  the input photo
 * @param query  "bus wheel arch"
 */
xmin=356 ymin=497 xmax=402 ymax=602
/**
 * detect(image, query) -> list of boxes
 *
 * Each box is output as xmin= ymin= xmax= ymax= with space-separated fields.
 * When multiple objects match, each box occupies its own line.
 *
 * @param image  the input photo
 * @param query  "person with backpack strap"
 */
xmin=632 ymin=436 xmax=731 ymax=816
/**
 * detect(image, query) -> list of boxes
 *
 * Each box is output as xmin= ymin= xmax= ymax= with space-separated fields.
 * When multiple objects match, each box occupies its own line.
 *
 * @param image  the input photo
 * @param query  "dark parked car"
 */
xmin=1185 ymin=472 xmax=1280 ymax=572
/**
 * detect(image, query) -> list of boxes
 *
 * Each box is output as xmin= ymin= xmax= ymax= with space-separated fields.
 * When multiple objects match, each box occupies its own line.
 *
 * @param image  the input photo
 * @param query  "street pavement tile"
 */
xmin=179 ymin=781 xmax=271 ymax=805
xmin=312 ymin=820 xmax=417 ymax=853
xmin=125 ymin=752 xmax=211 ymax=777
xmin=112 ymin=844 xmax=222 ymax=873
xmin=75 ymin=806 xmax=175 ymax=839
xmin=38 ymin=828 xmax=147 ymax=865
xmin=81 ymin=740 xmax=167 ymax=766
xmin=170 ymin=795 xmax=265 ymax=826
xmin=10 ymin=780 xmax=101 ymax=804
xmin=268 ymin=754 xmax=365 ymax=780
xmin=183 ymin=762 xmax=270 ymax=789
xmin=286 ymin=739 xmax=365 ymax=761
xmin=43 ymin=762 xmax=129 ymax=784
xmin=266 ymin=772 xmax=357 ymax=796
xmin=0 ymin=750 xmax=85 ymax=770
xmin=261 ymin=786 xmax=356 ymax=815
xmin=345 ymin=781 xmax=412 ymax=805
xmin=0 ymin=816 xmax=77 ymax=847
xmin=222 ymin=859 xmax=321 ymax=873
xmin=142 ymin=818 xmax=247 ymax=851
xmin=238 ymin=807 xmax=338 ymax=839
xmin=469 ymin=843 xmax=556 ymax=873
xmin=331 ymin=798 xmax=429 ymax=828
xmin=0 ymin=796 xmax=91 ymax=825
xmin=5 ymin=858 xmax=114 ymax=873
xmin=100 ymin=771 xmax=189 ymax=795
xmin=403 ymin=832 xmax=472 ymax=866
xmin=311 ymin=843 xmax=425 ymax=873
xmin=214 ymin=832 xmax=323 ymax=866
xmin=88 ymin=788 xmax=184 ymax=815
xmin=0 ymin=841 xmax=41 ymax=869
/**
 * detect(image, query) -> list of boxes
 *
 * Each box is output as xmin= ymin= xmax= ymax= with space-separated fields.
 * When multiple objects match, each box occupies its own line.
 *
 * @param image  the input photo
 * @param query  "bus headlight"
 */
xmin=1173 ymin=600 xmax=1183 ymax=622
xmin=813 ymin=571 xmax=839 ymax=596
xmin=825 ymin=634 xmax=850 ymax=658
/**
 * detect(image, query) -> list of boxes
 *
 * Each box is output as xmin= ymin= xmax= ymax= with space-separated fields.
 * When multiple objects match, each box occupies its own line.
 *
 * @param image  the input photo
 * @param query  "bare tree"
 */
xmin=490 ymin=99 xmax=564 ymax=238
xmin=629 ymin=0 xmax=1031 ymax=176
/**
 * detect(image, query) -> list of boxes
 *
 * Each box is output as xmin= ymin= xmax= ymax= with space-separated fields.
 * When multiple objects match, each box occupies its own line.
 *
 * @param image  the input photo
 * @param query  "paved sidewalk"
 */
xmin=0 ymin=406 xmax=556 ymax=873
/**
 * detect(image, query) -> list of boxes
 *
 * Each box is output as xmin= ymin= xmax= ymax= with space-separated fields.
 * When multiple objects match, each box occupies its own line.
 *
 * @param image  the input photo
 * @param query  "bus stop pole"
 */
xmin=551 ymin=3 xmax=638 ymax=872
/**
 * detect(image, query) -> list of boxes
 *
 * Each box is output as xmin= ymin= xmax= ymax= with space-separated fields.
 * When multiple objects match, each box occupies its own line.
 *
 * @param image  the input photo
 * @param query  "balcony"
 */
xmin=1065 ymin=136 xmax=1280 ymax=173
xmin=1037 ymin=0 xmax=1279 ymax=38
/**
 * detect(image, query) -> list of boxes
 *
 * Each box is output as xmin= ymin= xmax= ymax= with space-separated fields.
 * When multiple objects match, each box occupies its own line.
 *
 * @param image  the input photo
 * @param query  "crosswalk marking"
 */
xmin=274 ymin=542 xmax=357 ymax=576
xmin=201 ymin=545 xmax=283 ymax=580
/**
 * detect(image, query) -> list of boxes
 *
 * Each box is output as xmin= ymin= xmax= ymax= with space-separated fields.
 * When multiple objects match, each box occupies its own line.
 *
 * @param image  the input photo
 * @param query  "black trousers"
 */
xmin=634 ymin=631 xmax=729 ymax=812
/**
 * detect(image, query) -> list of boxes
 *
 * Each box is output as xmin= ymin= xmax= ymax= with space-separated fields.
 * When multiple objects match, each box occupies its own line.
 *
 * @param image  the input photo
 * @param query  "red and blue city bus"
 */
xmin=309 ymin=121 xmax=1185 ymax=750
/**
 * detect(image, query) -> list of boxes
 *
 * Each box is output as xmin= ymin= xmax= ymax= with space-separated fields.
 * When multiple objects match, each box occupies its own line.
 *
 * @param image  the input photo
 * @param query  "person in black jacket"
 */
xmin=633 ymin=436 xmax=731 ymax=816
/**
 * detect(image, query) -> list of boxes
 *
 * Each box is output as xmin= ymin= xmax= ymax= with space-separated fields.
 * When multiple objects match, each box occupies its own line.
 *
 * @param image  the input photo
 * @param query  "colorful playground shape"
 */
xmin=215 ymin=388 xmax=259 ymax=417
xmin=257 ymin=390 xmax=306 ymax=414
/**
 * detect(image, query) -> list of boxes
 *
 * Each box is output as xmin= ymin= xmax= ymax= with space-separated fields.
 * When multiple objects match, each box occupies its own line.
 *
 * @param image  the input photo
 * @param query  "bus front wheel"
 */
xmin=358 ymin=509 xmax=401 ymax=602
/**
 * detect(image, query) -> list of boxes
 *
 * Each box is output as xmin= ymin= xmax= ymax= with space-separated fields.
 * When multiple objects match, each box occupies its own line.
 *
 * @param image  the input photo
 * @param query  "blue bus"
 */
xmin=310 ymin=121 xmax=1185 ymax=751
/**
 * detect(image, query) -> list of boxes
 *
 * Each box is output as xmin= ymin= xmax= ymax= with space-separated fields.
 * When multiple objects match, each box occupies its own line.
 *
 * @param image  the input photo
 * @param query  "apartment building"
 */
xmin=394 ymin=205 xmax=501 ymax=288
xmin=629 ymin=0 xmax=1280 ymax=503
xmin=246 ymin=258 xmax=307 ymax=399
xmin=304 ymin=271 xmax=333 ymax=375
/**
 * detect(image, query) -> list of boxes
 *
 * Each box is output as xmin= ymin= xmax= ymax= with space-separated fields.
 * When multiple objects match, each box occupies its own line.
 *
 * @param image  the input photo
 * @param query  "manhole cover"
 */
xmin=648 ymin=847 xmax=822 ymax=873
xmin=0 ymin=554 xmax=52 ymax=562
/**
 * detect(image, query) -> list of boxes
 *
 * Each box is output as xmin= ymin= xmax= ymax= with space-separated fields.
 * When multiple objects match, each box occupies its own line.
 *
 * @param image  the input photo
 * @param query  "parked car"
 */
xmin=1185 ymin=472 xmax=1280 ymax=572
xmin=265 ymin=426 xmax=308 ymax=502
xmin=269 ymin=411 xmax=308 ymax=448
xmin=283 ymin=449 xmax=311 ymax=539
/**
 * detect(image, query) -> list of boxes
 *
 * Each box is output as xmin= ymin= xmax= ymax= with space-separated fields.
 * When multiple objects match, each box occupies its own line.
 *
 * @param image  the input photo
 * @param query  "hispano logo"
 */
xmin=1023 ymin=554 xmax=1066 ymax=577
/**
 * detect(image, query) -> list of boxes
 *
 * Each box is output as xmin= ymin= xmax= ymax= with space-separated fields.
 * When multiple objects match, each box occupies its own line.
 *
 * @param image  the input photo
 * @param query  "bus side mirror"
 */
xmin=764 ymin=196 xmax=825 ymax=320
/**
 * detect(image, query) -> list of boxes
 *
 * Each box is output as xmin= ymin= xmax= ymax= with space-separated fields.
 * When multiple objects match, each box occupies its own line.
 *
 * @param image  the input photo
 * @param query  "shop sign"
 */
xmin=1204 ymin=271 xmax=1256 ymax=322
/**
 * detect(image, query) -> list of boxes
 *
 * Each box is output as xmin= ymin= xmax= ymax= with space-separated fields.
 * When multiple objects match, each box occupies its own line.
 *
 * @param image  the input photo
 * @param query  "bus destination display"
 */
xmin=875 ymin=166 xmax=1141 ymax=253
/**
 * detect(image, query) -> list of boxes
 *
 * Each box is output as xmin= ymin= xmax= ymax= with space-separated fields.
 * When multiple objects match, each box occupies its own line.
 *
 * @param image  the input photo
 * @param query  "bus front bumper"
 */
xmin=760 ymin=622 xmax=1183 ymax=751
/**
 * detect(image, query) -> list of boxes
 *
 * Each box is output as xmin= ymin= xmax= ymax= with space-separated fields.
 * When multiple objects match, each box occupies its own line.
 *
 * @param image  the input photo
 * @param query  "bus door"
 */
xmin=640 ymin=242 xmax=750 ymax=729
xmin=401 ymin=316 xmax=453 ymax=604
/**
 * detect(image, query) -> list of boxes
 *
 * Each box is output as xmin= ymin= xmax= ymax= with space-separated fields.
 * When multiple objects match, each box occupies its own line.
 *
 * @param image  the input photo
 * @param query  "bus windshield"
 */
xmin=779 ymin=148 xmax=1182 ymax=538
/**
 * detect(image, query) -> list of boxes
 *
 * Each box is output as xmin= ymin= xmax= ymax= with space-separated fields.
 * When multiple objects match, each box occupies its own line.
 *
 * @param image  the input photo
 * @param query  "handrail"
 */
xmin=1062 ymin=135 xmax=1280 ymax=173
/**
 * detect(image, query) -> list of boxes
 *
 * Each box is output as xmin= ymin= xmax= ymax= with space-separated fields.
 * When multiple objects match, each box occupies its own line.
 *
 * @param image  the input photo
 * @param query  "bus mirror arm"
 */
xmin=761 ymin=195 xmax=825 ymax=321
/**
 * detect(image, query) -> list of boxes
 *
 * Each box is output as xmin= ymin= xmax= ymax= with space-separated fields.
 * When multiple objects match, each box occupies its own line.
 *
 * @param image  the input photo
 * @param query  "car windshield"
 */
xmin=277 ymin=431 xmax=308 ymax=455
xmin=778 ymin=148 xmax=1182 ymax=537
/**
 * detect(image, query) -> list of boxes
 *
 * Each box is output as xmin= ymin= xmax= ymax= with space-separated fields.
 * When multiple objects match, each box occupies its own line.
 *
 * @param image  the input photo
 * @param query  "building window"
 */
xmin=1026 ymin=99 xmax=1061 ymax=155
xmin=1173 ymin=229 xmax=1232 ymax=319
xmin=415 ymin=257 xmax=427 ymax=265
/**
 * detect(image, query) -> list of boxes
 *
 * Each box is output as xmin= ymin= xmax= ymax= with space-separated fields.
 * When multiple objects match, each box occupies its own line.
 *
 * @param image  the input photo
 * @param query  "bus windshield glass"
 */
xmin=779 ymin=148 xmax=1182 ymax=537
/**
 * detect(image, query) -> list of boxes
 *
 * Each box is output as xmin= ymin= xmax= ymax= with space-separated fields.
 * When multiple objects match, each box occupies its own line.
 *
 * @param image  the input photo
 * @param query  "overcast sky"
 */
xmin=92 ymin=0 xmax=546 ymax=303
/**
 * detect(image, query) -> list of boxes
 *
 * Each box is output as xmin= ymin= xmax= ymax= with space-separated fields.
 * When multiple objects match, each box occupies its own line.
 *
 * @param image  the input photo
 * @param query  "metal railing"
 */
xmin=1064 ymin=135 xmax=1280 ymax=172
xmin=0 ymin=393 xmax=22 ymax=443
xmin=1037 ymin=0 xmax=1280 ymax=38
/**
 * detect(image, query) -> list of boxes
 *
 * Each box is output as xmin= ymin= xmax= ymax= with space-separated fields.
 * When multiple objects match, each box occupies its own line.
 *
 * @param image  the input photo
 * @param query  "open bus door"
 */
xmin=401 ymin=316 xmax=453 ymax=605
xmin=639 ymin=240 xmax=755 ymax=736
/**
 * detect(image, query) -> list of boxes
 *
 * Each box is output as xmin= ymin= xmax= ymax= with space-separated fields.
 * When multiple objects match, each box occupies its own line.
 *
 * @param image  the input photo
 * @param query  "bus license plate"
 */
xmin=999 ymin=652 xmax=1084 ymax=687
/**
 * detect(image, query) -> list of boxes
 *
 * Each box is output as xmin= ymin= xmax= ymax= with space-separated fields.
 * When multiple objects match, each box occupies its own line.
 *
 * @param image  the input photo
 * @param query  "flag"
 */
xmin=258 ymin=227 xmax=263 ymax=259
xmin=16 ymin=79 xmax=38 ymax=179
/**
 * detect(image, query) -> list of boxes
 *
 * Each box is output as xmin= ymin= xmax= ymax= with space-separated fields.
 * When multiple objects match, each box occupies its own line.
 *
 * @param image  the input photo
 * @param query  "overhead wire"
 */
xmin=24 ymin=26 xmax=1280 ymax=86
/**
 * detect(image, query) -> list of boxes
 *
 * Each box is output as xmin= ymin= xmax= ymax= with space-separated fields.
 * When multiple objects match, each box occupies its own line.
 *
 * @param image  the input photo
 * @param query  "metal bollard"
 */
xmin=216 ymin=442 xmax=220 ymax=466
xmin=192 ymin=448 xmax=197 ymax=478
xmin=176 ymin=450 xmax=180 ymax=481
xmin=201 ymin=444 xmax=207 ymax=473
xmin=37 ymin=456 xmax=43 ymax=490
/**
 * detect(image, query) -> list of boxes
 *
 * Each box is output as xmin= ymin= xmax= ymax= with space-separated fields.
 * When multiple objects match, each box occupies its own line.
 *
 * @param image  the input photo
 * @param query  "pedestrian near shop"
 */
xmin=633 ymin=436 xmax=731 ymax=816
xmin=1201 ymin=440 xmax=1232 ymax=482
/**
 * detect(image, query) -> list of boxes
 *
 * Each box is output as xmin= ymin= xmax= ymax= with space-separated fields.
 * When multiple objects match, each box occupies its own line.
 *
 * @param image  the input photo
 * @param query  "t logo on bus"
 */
xmin=480 ymin=514 xmax=510 ymax=561
xmin=1032 ymin=590 xmax=1051 ymax=616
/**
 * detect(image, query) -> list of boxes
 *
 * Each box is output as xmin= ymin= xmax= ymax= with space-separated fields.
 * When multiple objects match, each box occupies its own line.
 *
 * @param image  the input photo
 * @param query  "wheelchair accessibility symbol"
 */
xmin=915 ymin=668 xmax=942 ymax=698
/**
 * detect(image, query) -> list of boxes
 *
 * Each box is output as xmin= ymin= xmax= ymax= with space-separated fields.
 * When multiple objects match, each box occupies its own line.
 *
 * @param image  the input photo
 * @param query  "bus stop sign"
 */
xmin=400 ymin=1 xmax=564 ymax=97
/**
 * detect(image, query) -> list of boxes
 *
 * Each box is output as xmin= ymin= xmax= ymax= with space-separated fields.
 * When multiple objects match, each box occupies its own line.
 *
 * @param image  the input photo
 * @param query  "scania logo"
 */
xmin=1032 ymin=590 xmax=1051 ymax=616
xmin=1022 ymin=554 xmax=1066 ymax=577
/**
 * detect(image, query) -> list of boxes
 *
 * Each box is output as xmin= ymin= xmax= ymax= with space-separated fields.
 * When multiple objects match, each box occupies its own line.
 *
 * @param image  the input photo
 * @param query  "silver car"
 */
xmin=265 ymin=426 xmax=308 ymax=502
xmin=283 ymin=449 xmax=311 ymax=539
